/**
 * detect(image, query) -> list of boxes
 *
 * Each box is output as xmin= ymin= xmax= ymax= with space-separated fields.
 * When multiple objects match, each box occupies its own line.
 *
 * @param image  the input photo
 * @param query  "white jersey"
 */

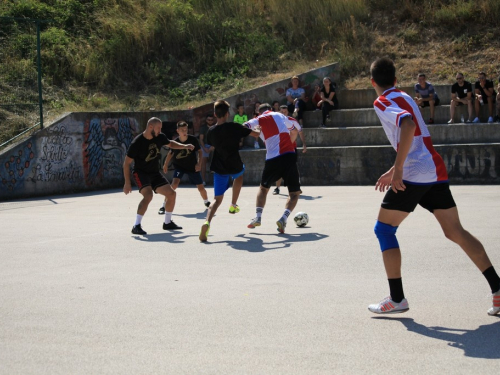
xmin=373 ymin=88 xmax=448 ymax=184
xmin=245 ymin=110 xmax=297 ymax=160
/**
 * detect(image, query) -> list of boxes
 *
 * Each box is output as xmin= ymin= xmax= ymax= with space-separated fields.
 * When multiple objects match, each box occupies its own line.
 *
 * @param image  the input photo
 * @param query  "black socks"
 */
xmin=483 ymin=266 xmax=500 ymax=294
xmin=388 ymin=278 xmax=405 ymax=303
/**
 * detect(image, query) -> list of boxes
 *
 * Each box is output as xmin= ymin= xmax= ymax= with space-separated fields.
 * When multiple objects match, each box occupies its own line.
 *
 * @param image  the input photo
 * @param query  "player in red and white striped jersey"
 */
xmin=368 ymin=57 xmax=500 ymax=316
xmin=244 ymin=104 xmax=302 ymax=234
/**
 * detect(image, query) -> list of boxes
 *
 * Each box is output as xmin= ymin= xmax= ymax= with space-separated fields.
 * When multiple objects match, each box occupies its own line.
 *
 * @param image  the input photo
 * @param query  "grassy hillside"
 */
xmin=1 ymin=0 xmax=500 ymax=145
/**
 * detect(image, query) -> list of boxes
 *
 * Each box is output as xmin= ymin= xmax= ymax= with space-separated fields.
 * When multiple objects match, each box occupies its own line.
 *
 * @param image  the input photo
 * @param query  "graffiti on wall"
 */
xmin=27 ymin=125 xmax=82 ymax=184
xmin=1 ymin=142 xmax=35 ymax=192
xmin=83 ymin=117 xmax=139 ymax=186
xmin=443 ymin=148 xmax=498 ymax=180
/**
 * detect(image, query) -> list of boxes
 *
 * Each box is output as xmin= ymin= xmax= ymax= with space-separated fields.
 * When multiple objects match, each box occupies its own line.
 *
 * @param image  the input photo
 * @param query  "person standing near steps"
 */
xmin=368 ymin=57 xmax=500 ymax=316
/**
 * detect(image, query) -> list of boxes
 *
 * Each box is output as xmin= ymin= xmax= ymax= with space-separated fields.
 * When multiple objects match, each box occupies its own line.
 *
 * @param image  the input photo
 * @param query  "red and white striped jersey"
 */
xmin=245 ymin=110 xmax=297 ymax=160
xmin=373 ymin=88 xmax=448 ymax=184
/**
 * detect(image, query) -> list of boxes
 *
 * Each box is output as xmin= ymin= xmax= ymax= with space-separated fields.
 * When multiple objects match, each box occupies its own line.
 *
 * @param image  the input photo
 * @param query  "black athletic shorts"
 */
xmin=381 ymin=182 xmax=456 ymax=213
xmin=421 ymin=97 xmax=440 ymax=107
xmin=261 ymin=152 xmax=301 ymax=193
xmin=133 ymin=171 xmax=168 ymax=192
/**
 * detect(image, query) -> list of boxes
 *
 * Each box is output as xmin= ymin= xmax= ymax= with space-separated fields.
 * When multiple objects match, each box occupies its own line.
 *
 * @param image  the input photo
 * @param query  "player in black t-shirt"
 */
xmin=199 ymin=100 xmax=260 ymax=242
xmin=123 ymin=117 xmax=194 ymax=235
xmin=158 ymin=121 xmax=210 ymax=214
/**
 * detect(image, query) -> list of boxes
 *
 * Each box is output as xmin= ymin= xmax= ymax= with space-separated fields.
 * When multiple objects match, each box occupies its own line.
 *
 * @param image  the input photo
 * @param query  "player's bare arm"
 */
xmin=163 ymin=151 xmax=173 ymax=173
xmin=169 ymin=140 xmax=195 ymax=150
xmin=289 ymin=128 xmax=298 ymax=144
xmin=123 ymin=156 xmax=133 ymax=195
xmin=391 ymin=116 xmax=416 ymax=193
xmin=299 ymin=131 xmax=307 ymax=153
xmin=375 ymin=166 xmax=394 ymax=192
xmin=195 ymin=149 xmax=202 ymax=172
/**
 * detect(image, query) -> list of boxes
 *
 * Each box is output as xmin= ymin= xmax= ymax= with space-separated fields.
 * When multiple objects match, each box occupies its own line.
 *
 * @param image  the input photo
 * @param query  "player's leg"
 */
xmin=171 ymin=178 xmax=180 ymax=190
xmin=273 ymin=179 xmax=281 ymax=195
xmin=276 ymin=155 xmax=302 ymax=233
xmin=229 ymin=168 xmax=245 ymax=214
xmin=155 ymin=183 xmax=181 ymax=230
xmin=131 ymin=184 xmax=153 ymax=235
xmin=199 ymin=173 xmax=228 ymax=241
xmin=467 ymin=99 xmax=473 ymax=122
xmin=449 ymin=99 xmax=456 ymax=123
xmin=248 ymin=159 xmax=276 ymax=228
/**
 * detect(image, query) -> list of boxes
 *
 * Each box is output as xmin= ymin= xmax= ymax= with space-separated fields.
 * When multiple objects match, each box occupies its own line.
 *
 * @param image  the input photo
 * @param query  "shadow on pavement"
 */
xmin=373 ymin=317 xmax=500 ymax=359
xmin=132 ymin=232 xmax=198 ymax=243
xmin=206 ymin=232 xmax=329 ymax=252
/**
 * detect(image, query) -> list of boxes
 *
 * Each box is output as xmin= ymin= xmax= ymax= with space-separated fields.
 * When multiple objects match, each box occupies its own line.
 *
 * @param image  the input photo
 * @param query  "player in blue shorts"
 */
xmin=158 ymin=121 xmax=210 ymax=214
xmin=199 ymin=100 xmax=260 ymax=242
xmin=368 ymin=58 xmax=500 ymax=316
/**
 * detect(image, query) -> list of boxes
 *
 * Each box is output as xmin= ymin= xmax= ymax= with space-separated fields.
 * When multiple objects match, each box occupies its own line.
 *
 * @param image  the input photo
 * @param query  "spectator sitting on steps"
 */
xmin=286 ymin=76 xmax=306 ymax=126
xmin=414 ymin=73 xmax=440 ymax=124
xmin=448 ymin=73 xmax=473 ymax=124
xmin=473 ymin=72 xmax=496 ymax=123
xmin=317 ymin=76 xmax=339 ymax=128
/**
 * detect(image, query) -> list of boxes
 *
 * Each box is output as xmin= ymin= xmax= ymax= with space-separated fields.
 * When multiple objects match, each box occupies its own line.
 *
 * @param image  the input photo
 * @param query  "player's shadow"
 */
xmin=299 ymin=194 xmax=322 ymax=201
xmin=132 ymin=232 xmax=197 ymax=243
xmin=172 ymin=211 xmax=207 ymax=219
xmin=373 ymin=317 xmax=500 ymax=359
xmin=206 ymin=232 xmax=328 ymax=252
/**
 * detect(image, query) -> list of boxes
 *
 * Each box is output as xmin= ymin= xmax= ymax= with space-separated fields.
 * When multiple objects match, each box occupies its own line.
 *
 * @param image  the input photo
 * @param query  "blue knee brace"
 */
xmin=374 ymin=221 xmax=399 ymax=252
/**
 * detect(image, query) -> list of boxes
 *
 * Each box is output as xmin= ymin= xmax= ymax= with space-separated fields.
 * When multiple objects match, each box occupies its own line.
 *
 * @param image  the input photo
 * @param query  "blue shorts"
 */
xmin=173 ymin=168 xmax=203 ymax=186
xmin=202 ymin=144 xmax=212 ymax=158
xmin=213 ymin=165 xmax=245 ymax=197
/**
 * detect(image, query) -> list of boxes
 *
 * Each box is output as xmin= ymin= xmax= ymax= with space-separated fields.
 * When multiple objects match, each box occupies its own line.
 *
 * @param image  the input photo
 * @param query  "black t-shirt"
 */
xmin=451 ymin=81 xmax=472 ymax=99
xmin=321 ymin=82 xmax=339 ymax=107
xmin=475 ymin=79 xmax=496 ymax=97
xmin=207 ymin=122 xmax=252 ymax=174
xmin=170 ymin=135 xmax=200 ymax=172
xmin=127 ymin=133 xmax=170 ymax=174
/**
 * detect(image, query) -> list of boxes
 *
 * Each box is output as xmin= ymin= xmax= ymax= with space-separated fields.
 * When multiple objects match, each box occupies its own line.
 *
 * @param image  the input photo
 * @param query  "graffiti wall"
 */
xmin=0 ymin=113 xmax=140 ymax=200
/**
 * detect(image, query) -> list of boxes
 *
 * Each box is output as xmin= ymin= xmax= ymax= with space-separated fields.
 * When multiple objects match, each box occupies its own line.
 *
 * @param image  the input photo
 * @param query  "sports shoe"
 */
xmin=368 ymin=296 xmax=409 ymax=314
xmin=229 ymin=205 xmax=240 ymax=214
xmin=204 ymin=201 xmax=211 ymax=208
xmin=487 ymin=290 xmax=500 ymax=316
xmin=199 ymin=221 xmax=210 ymax=242
xmin=428 ymin=118 xmax=434 ymax=124
xmin=158 ymin=206 xmax=165 ymax=215
xmin=247 ymin=217 xmax=261 ymax=228
xmin=488 ymin=116 xmax=494 ymax=123
xmin=276 ymin=218 xmax=286 ymax=234
xmin=163 ymin=221 xmax=182 ymax=230
xmin=447 ymin=119 xmax=453 ymax=124
xmin=473 ymin=117 xmax=480 ymax=123
xmin=273 ymin=187 xmax=280 ymax=195
xmin=131 ymin=224 xmax=147 ymax=235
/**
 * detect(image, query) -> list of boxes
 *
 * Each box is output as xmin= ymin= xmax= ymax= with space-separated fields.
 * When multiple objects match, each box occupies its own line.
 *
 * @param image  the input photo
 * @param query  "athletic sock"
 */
xmin=482 ymin=266 xmax=500 ymax=293
xmin=281 ymin=209 xmax=291 ymax=222
xmin=162 ymin=201 xmax=166 ymax=208
xmin=388 ymin=278 xmax=405 ymax=303
xmin=135 ymin=214 xmax=143 ymax=226
xmin=204 ymin=199 xmax=209 ymax=204
xmin=164 ymin=212 xmax=172 ymax=224
xmin=256 ymin=207 xmax=263 ymax=218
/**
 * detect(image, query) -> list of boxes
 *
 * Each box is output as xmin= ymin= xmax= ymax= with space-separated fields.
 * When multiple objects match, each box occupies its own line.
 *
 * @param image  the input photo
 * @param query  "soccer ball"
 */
xmin=293 ymin=212 xmax=309 ymax=227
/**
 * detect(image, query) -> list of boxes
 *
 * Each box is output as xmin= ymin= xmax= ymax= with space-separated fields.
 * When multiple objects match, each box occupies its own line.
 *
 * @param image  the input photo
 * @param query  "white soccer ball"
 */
xmin=293 ymin=212 xmax=309 ymax=227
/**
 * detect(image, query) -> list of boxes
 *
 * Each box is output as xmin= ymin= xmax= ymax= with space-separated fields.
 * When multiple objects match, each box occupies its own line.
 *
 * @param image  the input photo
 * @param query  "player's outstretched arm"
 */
xmin=169 ymin=140 xmax=194 ymax=150
xmin=123 ymin=156 xmax=133 ymax=195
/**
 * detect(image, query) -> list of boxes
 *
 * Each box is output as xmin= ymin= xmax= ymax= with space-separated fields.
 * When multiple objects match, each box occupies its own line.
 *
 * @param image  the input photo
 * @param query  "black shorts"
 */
xmin=421 ymin=97 xmax=440 ymax=107
xmin=261 ymin=153 xmax=301 ymax=193
xmin=133 ymin=171 xmax=168 ymax=193
xmin=173 ymin=168 xmax=203 ymax=185
xmin=381 ymin=182 xmax=456 ymax=213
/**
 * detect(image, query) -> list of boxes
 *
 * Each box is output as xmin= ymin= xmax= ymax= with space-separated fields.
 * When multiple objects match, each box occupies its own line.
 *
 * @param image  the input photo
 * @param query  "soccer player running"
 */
xmin=368 ymin=58 xmax=500 ymax=315
xmin=158 ymin=121 xmax=210 ymax=215
xmin=123 ymin=117 xmax=194 ymax=235
xmin=199 ymin=100 xmax=260 ymax=242
xmin=245 ymin=103 xmax=301 ymax=234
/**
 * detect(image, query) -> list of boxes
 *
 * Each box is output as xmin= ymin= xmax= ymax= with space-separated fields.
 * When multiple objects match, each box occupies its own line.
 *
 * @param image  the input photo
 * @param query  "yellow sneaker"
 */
xmin=199 ymin=221 xmax=210 ymax=242
xmin=229 ymin=205 xmax=240 ymax=214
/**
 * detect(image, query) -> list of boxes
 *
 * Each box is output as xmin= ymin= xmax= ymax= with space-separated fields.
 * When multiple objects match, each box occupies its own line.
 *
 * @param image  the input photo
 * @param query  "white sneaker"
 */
xmin=488 ymin=116 xmax=494 ymax=123
xmin=487 ymin=290 xmax=500 ymax=316
xmin=472 ymin=117 xmax=480 ymax=123
xmin=247 ymin=217 xmax=261 ymax=229
xmin=368 ymin=296 xmax=409 ymax=314
xmin=447 ymin=119 xmax=453 ymax=124
xmin=276 ymin=218 xmax=286 ymax=234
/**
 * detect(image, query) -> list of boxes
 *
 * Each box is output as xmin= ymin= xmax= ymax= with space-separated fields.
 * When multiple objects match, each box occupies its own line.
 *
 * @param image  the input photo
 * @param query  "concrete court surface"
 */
xmin=1 ymin=185 xmax=499 ymax=375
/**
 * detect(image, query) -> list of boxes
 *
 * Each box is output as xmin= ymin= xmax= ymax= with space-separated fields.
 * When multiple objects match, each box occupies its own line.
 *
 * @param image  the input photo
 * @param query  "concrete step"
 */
xmin=302 ymin=104 xmax=496 ymax=128
xmin=237 ymin=142 xmax=500 ymax=185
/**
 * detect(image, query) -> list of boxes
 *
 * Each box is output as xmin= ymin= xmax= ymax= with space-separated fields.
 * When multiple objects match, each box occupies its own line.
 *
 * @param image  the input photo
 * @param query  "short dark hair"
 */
xmin=258 ymin=103 xmax=272 ymax=114
xmin=418 ymin=73 xmax=426 ymax=78
xmin=479 ymin=72 xmax=486 ymax=77
xmin=272 ymin=100 xmax=279 ymax=106
xmin=214 ymin=100 xmax=230 ymax=118
xmin=370 ymin=58 xmax=396 ymax=88
xmin=177 ymin=121 xmax=188 ymax=128
xmin=280 ymin=104 xmax=288 ymax=109
xmin=236 ymin=103 xmax=244 ymax=109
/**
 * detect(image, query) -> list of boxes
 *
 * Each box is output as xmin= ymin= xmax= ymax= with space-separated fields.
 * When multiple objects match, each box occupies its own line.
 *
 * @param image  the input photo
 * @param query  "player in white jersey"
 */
xmin=244 ymin=103 xmax=301 ymax=233
xmin=368 ymin=57 xmax=500 ymax=316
